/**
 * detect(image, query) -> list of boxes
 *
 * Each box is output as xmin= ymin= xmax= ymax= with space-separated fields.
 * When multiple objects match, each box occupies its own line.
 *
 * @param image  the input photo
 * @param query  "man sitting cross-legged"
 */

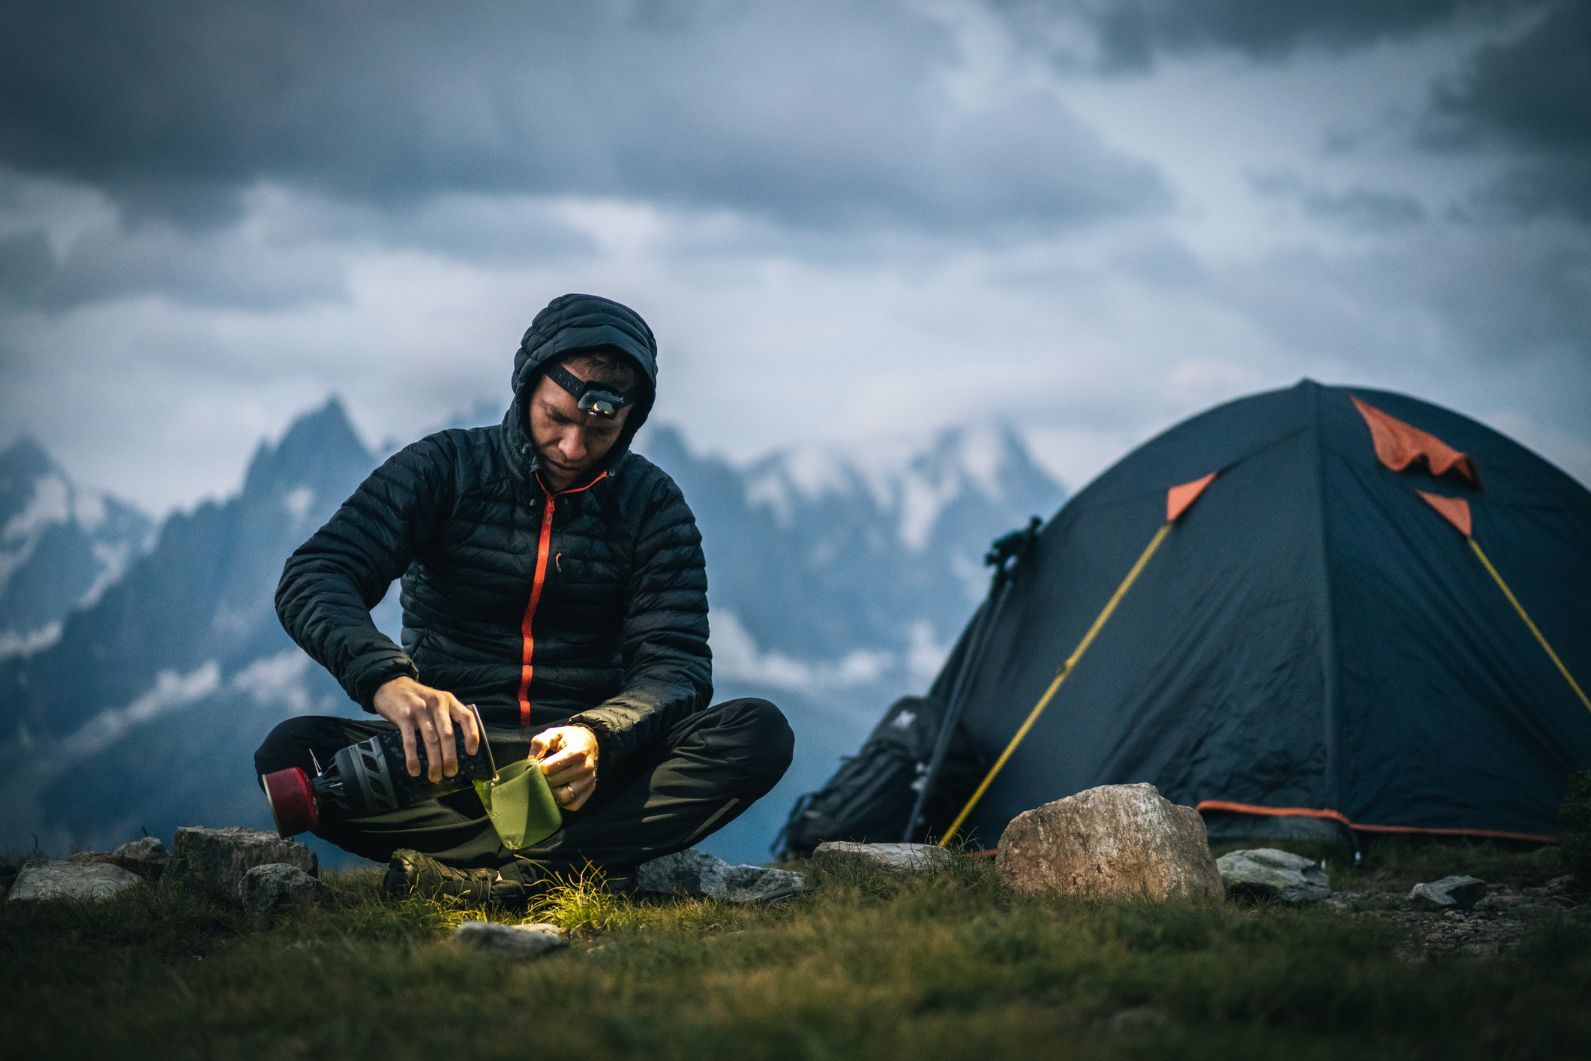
xmin=255 ymin=293 xmax=793 ymax=901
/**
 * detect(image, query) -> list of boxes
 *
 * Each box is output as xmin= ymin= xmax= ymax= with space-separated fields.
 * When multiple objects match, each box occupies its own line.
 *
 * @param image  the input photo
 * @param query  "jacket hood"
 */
xmin=502 ymin=293 xmax=659 ymax=484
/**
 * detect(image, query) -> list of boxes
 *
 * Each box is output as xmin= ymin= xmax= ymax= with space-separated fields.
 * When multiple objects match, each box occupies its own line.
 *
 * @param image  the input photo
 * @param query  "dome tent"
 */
xmin=914 ymin=379 xmax=1591 ymax=849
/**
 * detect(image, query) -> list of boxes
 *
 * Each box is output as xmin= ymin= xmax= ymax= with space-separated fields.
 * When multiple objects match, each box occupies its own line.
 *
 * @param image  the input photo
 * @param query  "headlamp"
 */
xmin=547 ymin=364 xmax=637 ymax=419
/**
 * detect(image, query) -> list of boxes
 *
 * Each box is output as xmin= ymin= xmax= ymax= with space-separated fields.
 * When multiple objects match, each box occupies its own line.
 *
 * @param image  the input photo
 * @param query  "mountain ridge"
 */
xmin=1 ymin=399 xmax=1066 ymax=862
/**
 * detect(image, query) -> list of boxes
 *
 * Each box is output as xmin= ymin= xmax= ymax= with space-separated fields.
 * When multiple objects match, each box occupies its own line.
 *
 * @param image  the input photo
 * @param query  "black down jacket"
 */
xmin=275 ymin=294 xmax=711 ymax=774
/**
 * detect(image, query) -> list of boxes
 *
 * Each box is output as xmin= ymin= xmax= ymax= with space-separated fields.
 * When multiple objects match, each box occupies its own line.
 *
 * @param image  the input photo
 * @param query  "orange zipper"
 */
xmin=517 ymin=471 xmax=608 ymax=727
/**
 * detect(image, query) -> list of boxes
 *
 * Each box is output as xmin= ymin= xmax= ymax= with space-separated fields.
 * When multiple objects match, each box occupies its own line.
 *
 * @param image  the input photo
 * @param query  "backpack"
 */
xmin=774 ymin=693 xmax=987 ymax=858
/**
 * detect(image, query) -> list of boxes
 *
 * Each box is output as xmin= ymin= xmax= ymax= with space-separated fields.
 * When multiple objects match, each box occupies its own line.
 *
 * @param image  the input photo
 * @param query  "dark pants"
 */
xmin=253 ymin=697 xmax=793 ymax=879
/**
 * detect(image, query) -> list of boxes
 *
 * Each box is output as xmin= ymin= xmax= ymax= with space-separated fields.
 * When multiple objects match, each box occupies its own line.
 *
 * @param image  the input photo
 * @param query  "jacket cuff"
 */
xmin=351 ymin=655 xmax=420 ymax=713
xmin=565 ymin=711 xmax=623 ymax=772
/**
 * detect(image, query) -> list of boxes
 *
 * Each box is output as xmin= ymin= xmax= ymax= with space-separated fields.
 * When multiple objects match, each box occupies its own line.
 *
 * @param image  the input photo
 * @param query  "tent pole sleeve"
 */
xmin=939 ymin=522 xmax=1173 ymax=847
xmin=1469 ymin=537 xmax=1591 ymax=715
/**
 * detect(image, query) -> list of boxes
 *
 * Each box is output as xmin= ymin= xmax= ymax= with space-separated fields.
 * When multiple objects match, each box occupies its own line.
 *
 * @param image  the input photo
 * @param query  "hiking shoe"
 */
xmin=382 ymin=848 xmax=533 ymax=904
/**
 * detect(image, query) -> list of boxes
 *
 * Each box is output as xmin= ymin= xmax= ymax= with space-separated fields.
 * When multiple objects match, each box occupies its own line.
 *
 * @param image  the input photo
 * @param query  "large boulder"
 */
xmin=452 ymin=921 xmax=568 ymax=958
xmin=813 ymin=842 xmax=951 ymax=875
xmin=633 ymin=849 xmax=807 ymax=903
xmin=1216 ymin=848 xmax=1331 ymax=904
xmin=996 ymin=783 xmax=1222 ymax=902
xmin=240 ymin=863 xmax=328 ymax=923
xmin=8 ymin=860 xmax=143 ymax=902
xmin=166 ymin=827 xmax=317 ymax=899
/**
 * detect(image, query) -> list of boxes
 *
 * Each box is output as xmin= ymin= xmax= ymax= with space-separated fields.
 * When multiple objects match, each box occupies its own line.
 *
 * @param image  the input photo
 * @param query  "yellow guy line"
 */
xmin=1469 ymin=537 xmax=1591 ymax=715
xmin=939 ymin=521 xmax=1174 ymax=847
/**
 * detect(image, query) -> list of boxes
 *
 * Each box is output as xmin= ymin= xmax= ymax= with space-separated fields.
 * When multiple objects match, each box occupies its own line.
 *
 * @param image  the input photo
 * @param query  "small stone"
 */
xmin=7 ymin=860 xmax=143 ymax=902
xmin=69 ymin=838 xmax=170 ymax=881
xmin=813 ymin=842 xmax=951 ymax=875
xmin=1216 ymin=848 xmax=1331 ymax=904
xmin=240 ymin=863 xmax=327 ymax=922
xmin=108 ymin=837 xmax=170 ymax=880
xmin=452 ymin=921 xmax=567 ymax=957
xmin=633 ymin=848 xmax=722 ymax=894
xmin=633 ymin=849 xmax=807 ymax=903
xmin=167 ymin=826 xmax=316 ymax=900
xmin=1409 ymin=875 xmax=1487 ymax=912
xmin=713 ymin=863 xmax=808 ymax=903
xmin=996 ymin=783 xmax=1222 ymax=902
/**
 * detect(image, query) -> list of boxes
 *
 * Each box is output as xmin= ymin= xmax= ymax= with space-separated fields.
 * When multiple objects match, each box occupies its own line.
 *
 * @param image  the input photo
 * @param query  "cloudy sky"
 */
xmin=2 ymin=0 xmax=1588 ymax=514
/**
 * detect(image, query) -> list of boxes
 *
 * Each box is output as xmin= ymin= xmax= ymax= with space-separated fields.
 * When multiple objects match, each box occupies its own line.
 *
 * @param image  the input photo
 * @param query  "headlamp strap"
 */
xmin=546 ymin=363 xmax=637 ymax=419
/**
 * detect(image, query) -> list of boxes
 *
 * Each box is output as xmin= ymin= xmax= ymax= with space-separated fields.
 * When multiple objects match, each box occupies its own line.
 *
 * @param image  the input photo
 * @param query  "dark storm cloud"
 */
xmin=0 ymin=229 xmax=54 ymax=302
xmin=1422 ymin=2 xmax=1591 ymax=221
xmin=996 ymin=0 xmax=1536 ymax=72
xmin=1247 ymin=170 xmax=1427 ymax=232
xmin=0 ymin=0 xmax=1166 ymax=236
xmin=33 ymin=221 xmax=348 ymax=311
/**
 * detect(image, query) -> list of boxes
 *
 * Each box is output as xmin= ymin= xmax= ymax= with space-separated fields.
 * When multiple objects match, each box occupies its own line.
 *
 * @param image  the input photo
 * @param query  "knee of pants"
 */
xmin=253 ymin=715 xmax=320 ymax=777
xmin=716 ymin=697 xmax=795 ymax=782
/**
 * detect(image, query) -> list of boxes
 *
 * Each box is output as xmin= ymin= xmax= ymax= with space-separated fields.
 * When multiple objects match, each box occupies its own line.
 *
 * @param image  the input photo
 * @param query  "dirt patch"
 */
xmin=1324 ymin=875 xmax=1587 ymax=959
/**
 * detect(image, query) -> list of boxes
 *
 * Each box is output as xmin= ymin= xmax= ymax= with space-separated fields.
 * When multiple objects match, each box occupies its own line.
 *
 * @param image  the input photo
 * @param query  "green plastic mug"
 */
xmin=474 ymin=757 xmax=563 ymax=850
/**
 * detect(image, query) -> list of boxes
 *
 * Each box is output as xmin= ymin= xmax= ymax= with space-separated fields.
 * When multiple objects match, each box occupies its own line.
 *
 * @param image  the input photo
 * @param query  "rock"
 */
xmin=996 ymin=783 xmax=1222 ymax=902
xmin=109 ymin=837 xmax=170 ymax=880
xmin=1410 ymin=875 xmax=1487 ymax=912
xmin=240 ymin=863 xmax=327 ymax=922
xmin=166 ymin=826 xmax=317 ymax=899
xmin=452 ymin=921 xmax=568 ymax=957
xmin=7 ymin=860 xmax=143 ymax=902
xmin=633 ymin=849 xmax=808 ymax=903
xmin=1216 ymin=848 xmax=1331 ymax=904
xmin=813 ymin=842 xmax=951 ymax=875
xmin=70 ymin=838 xmax=170 ymax=881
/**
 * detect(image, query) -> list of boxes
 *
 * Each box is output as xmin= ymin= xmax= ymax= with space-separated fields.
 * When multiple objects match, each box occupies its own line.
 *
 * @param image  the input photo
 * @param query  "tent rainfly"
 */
xmin=923 ymin=379 xmax=1591 ymax=849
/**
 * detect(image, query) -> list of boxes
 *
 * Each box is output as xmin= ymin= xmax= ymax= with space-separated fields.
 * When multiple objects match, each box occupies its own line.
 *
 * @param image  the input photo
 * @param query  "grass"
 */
xmin=2 ymin=842 xmax=1588 ymax=1061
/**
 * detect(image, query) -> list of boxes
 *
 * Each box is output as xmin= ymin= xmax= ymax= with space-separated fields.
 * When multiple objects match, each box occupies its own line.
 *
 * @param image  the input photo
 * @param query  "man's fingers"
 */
xmin=541 ymin=752 xmax=594 ymax=780
xmin=418 ymin=716 xmax=444 ymax=783
xmin=398 ymin=718 xmax=421 ymax=778
xmin=430 ymin=702 xmax=459 ymax=778
xmin=544 ymin=760 xmax=592 ymax=788
xmin=564 ymin=776 xmax=595 ymax=812
xmin=451 ymin=700 xmax=481 ymax=756
xmin=530 ymin=728 xmax=569 ymax=760
xmin=538 ymin=748 xmax=576 ymax=774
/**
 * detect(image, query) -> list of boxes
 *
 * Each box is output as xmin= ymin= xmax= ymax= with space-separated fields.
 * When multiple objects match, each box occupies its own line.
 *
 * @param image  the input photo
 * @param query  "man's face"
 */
xmin=527 ymin=367 xmax=634 ymax=491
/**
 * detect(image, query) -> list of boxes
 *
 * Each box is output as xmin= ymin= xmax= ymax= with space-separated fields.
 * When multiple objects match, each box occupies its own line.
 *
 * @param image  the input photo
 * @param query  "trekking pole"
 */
xmin=902 ymin=517 xmax=1040 ymax=843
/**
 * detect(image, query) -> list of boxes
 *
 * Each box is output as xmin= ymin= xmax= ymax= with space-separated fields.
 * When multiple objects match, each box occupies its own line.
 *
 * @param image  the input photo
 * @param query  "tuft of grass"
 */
xmin=1561 ymin=770 xmax=1591 ymax=890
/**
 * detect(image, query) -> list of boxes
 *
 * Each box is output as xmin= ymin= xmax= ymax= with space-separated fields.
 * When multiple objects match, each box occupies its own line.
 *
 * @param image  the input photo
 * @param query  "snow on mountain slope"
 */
xmin=4 ymin=402 xmax=1066 ymax=862
xmin=0 ymin=436 xmax=153 ymax=657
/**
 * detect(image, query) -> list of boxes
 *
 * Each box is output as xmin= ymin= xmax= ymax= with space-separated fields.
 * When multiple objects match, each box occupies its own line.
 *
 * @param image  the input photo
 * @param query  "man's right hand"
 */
xmin=371 ymin=677 xmax=481 ymax=783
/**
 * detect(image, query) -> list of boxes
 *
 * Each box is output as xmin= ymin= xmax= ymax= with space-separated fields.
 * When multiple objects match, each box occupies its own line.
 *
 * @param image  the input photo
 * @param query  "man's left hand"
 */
xmin=530 ymin=725 xmax=599 ymax=811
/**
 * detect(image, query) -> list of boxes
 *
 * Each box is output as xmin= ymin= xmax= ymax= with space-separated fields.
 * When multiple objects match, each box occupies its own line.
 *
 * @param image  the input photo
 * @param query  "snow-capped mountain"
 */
xmin=0 ymin=436 xmax=153 ymax=659
xmin=0 ymin=400 xmax=1065 ymax=863
xmin=639 ymin=421 xmax=1065 ymax=678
